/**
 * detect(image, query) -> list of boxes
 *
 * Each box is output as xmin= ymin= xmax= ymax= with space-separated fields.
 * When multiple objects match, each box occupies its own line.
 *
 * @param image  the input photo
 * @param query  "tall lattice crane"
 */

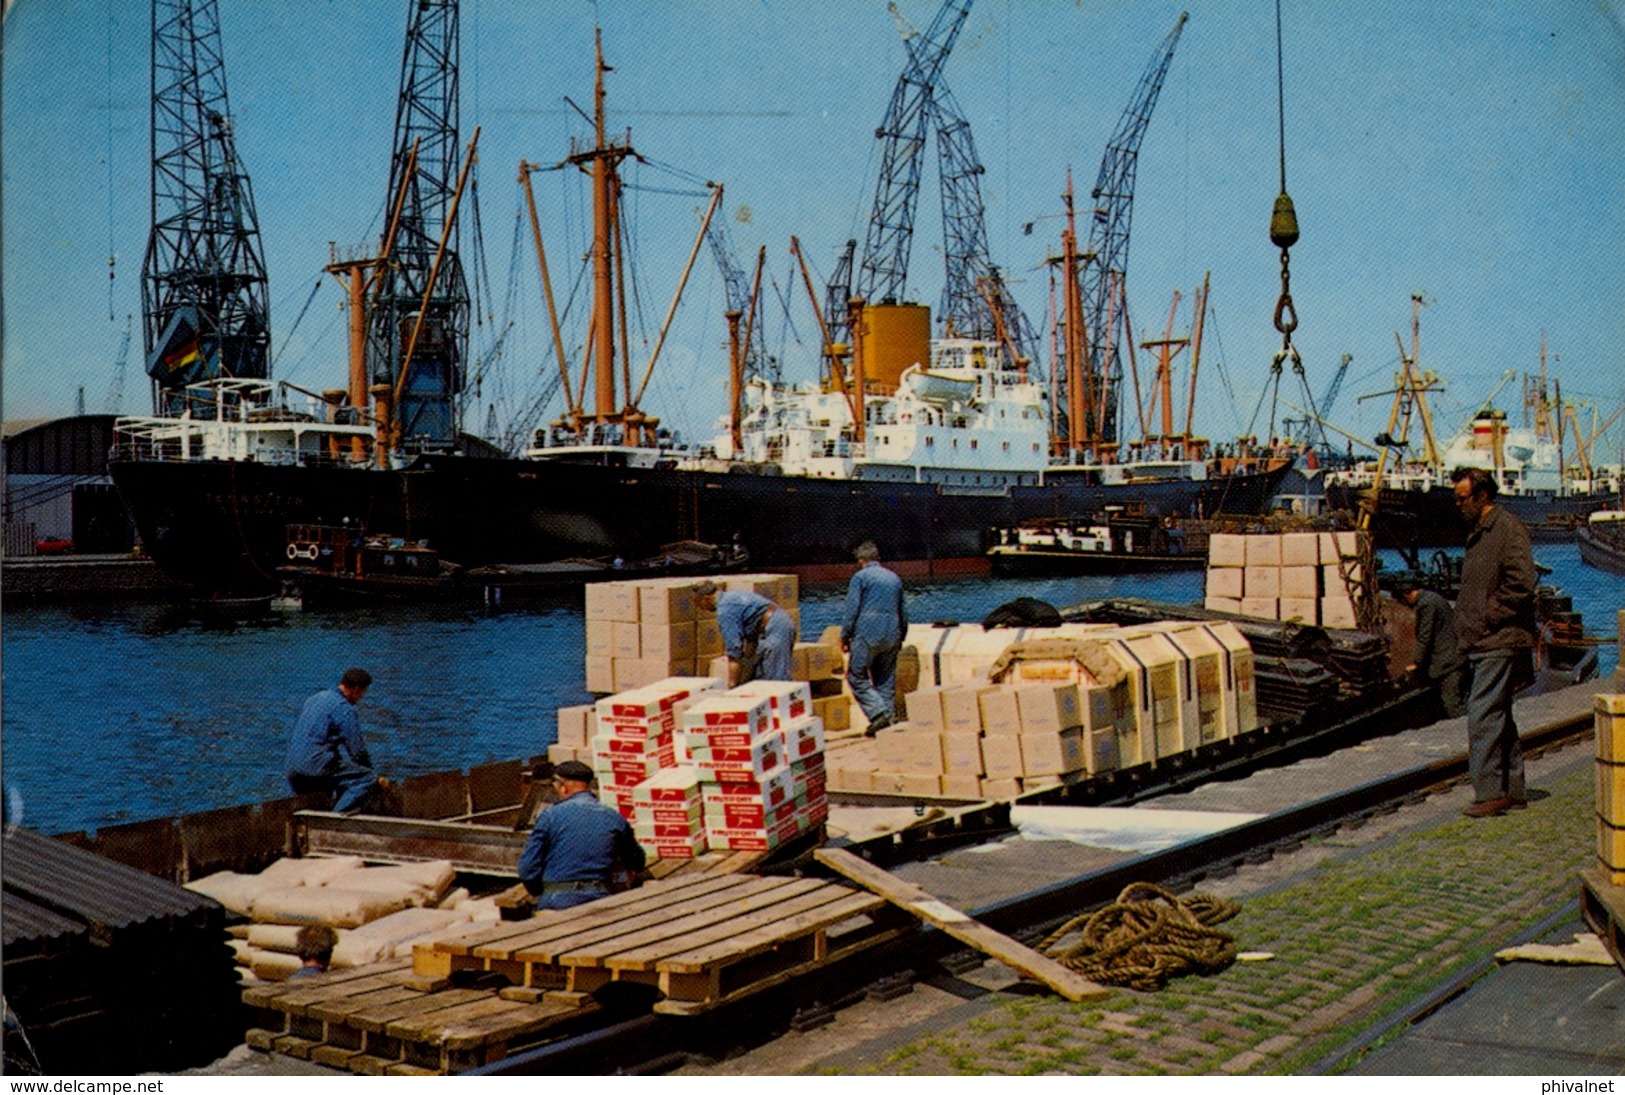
xmin=368 ymin=0 xmax=469 ymax=450
xmin=840 ymin=0 xmax=973 ymax=338
xmin=706 ymin=214 xmax=778 ymax=386
xmin=928 ymin=66 xmax=1040 ymax=372
xmin=142 ymin=0 xmax=270 ymax=414
xmin=1071 ymin=11 xmax=1188 ymax=448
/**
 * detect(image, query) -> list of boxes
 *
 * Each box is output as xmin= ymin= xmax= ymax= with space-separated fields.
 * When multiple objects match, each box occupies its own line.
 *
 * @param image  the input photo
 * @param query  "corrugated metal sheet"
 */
xmin=1 ymin=891 xmax=87 ymax=947
xmin=1 ymin=827 xmax=217 ymax=940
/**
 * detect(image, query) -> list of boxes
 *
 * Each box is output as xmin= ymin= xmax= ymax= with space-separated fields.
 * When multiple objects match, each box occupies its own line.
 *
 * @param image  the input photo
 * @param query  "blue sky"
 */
xmin=5 ymin=0 xmax=1625 ymax=458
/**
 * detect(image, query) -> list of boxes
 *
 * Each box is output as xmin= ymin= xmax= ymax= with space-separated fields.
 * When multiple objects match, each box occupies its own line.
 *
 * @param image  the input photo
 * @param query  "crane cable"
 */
xmin=1264 ymin=0 xmax=1324 ymax=452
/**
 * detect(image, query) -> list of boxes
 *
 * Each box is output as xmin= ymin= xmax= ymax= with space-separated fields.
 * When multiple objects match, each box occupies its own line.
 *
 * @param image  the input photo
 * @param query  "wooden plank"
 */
xmin=506 ymin=877 xmax=793 ymax=964
xmin=310 ymin=1044 xmax=366 ymax=1070
xmin=386 ymin=996 xmax=523 ymax=1041
xmin=395 ymin=770 xmax=469 ymax=821
xmin=814 ymin=847 xmax=1111 ymax=1003
xmin=561 ymin=879 xmax=825 ymax=968
xmin=297 ymin=810 xmax=527 ymax=874
xmin=346 ymin=1053 xmax=399 ymax=1076
xmin=472 ymin=876 xmax=761 ymax=961
xmin=307 ymin=984 xmax=423 ymax=1024
xmin=711 ymin=851 xmax=767 ymax=874
xmin=251 ymin=963 xmax=418 ymax=1016
xmin=467 ymin=760 xmax=524 ymax=815
xmin=241 ymin=958 xmax=412 ymax=1008
xmin=651 ymin=890 xmax=887 ymax=972
xmin=347 ymin=988 xmax=491 ymax=1034
xmin=439 ymin=999 xmax=589 ymax=1052
xmin=652 ymin=922 xmax=912 ymax=1016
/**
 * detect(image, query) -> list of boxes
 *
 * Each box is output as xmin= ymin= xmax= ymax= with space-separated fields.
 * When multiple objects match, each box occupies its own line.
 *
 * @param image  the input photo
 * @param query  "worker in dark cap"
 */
xmin=518 ymin=760 xmax=646 ymax=911
xmin=1393 ymin=574 xmax=1468 ymax=720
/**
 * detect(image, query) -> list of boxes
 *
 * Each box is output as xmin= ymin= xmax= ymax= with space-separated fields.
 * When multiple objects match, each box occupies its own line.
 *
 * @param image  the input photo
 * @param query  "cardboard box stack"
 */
xmin=830 ymin=618 xmax=1260 ymax=800
xmin=591 ymin=677 xmax=720 ymax=816
xmin=586 ymin=574 xmax=800 ymax=694
xmin=1597 ymin=694 xmax=1625 ymax=883
xmin=547 ymin=703 xmax=597 ymax=766
xmin=1203 ymin=530 xmax=1368 ymax=628
xmin=794 ymin=638 xmax=851 ymax=733
xmin=678 ymin=681 xmax=828 ymax=853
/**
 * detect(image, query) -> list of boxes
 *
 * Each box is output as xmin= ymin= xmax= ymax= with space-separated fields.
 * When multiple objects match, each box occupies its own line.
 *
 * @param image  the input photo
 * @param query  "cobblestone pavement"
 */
xmin=673 ymin=721 xmax=1608 ymax=1077
xmin=824 ymin=753 xmax=1595 ymax=1076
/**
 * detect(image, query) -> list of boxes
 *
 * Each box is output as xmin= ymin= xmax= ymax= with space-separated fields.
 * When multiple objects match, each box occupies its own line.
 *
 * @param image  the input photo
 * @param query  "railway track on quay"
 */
xmin=471 ymin=685 xmax=1601 ymax=1076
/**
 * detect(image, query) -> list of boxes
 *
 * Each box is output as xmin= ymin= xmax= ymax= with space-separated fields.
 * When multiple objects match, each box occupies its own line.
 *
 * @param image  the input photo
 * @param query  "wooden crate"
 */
xmin=415 ymin=870 xmax=907 ymax=1014
xmin=243 ymin=958 xmax=595 ymax=1074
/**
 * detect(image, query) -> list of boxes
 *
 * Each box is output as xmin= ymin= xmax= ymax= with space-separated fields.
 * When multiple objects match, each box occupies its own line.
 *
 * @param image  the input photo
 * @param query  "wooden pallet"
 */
xmin=1578 ymin=868 xmax=1625 ymax=975
xmin=243 ymin=958 xmax=596 ymax=1073
xmin=416 ymin=870 xmax=908 ymax=1014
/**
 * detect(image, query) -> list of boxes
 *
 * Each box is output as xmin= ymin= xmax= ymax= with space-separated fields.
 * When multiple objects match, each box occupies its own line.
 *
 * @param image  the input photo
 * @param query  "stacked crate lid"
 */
xmin=1204 ymin=530 xmax=1370 ymax=629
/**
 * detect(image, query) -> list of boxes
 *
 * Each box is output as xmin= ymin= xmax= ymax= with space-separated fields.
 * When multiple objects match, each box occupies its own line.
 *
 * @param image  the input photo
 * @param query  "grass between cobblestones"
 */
xmin=825 ymin=762 xmax=1594 ymax=1076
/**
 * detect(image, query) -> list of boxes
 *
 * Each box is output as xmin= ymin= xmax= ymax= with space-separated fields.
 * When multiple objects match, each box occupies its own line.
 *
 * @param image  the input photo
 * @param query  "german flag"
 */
xmin=161 ymin=337 xmax=201 ymax=374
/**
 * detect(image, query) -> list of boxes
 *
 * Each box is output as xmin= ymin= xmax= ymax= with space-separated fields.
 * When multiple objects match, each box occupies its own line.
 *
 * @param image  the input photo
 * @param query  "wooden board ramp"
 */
xmin=242 ymin=958 xmax=598 ymax=1074
xmin=414 ymin=870 xmax=909 ymax=1016
xmin=815 ymin=847 xmax=1112 ymax=1002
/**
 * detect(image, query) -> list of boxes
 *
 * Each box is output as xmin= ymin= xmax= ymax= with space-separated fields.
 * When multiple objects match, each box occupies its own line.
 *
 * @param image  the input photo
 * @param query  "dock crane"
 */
xmin=926 ymin=53 xmax=1040 ymax=373
xmin=826 ymin=0 xmax=973 ymax=351
xmin=368 ymin=0 xmax=470 ymax=451
xmin=1069 ymin=11 xmax=1188 ymax=449
xmin=706 ymin=214 xmax=778 ymax=386
xmin=142 ymin=0 xmax=271 ymax=414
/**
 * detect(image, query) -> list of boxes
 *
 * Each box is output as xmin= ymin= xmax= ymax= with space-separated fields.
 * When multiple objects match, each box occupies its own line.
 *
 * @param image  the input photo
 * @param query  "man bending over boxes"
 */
xmin=842 ymin=540 xmax=907 ymax=734
xmin=693 ymin=580 xmax=796 ymax=685
xmin=519 ymin=760 xmax=647 ymax=910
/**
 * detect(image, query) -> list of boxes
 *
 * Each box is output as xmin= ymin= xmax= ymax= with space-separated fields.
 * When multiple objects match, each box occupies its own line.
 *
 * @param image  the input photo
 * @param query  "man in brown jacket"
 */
xmin=1451 ymin=467 xmax=1538 ymax=817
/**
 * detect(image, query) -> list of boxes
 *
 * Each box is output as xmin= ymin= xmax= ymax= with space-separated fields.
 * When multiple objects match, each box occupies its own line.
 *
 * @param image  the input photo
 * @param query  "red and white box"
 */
xmin=702 ymin=795 xmax=799 ymax=830
xmin=701 ymin=765 xmax=794 ymax=811
xmin=630 ymin=766 xmax=702 ymax=803
xmin=640 ymin=833 xmax=707 ymax=860
xmin=781 ymin=716 xmax=826 ymax=762
xmin=679 ymin=693 xmax=774 ymax=738
xmin=591 ymin=730 xmax=673 ymax=757
xmin=634 ymin=816 xmax=705 ymax=841
xmin=683 ymin=732 xmax=786 ymax=781
xmin=705 ymin=814 xmax=803 ymax=852
xmin=728 ymin=680 xmax=813 ymax=729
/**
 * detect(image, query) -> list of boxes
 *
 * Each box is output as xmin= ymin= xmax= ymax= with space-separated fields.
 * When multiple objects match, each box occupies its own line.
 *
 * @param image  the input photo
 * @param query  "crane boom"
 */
xmin=368 ymin=0 xmax=469 ymax=450
xmin=929 ymin=76 xmax=1040 ymax=374
xmin=142 ymin=0 xmax=270 ymax=413
xmin=705 ymin=213 xmax=776 ymax=384
xmin=1074 ymin=11 xmax=1188 ymax=447
xmin=853 ymin=0 xmax=973 ymax=310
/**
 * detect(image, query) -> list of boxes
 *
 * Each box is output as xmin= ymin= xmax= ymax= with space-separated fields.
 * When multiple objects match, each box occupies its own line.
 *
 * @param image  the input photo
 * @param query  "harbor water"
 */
xmin=4 ymin=546 xmax=1619 ymax=837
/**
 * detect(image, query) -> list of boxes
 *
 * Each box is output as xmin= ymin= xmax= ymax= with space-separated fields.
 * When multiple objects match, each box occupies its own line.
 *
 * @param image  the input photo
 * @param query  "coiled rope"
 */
xmin=1038 ymin=882 xmax=1242 ymax=992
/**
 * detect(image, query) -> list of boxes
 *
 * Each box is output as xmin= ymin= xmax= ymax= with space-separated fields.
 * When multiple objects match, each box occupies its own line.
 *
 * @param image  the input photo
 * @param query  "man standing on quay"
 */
xmin=1452 ymin=467 xmax=1538 ymax=818
xmin=842 ymin=540 xmax=907 ymax=734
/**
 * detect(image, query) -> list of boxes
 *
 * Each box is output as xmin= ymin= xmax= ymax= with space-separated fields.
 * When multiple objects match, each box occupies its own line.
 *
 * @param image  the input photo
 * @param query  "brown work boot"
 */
xmin=1462 ymin=797 xmax=1514 ymax=818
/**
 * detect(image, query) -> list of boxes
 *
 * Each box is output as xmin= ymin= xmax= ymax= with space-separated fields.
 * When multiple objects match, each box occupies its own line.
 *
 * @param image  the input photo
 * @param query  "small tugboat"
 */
xmin=988 ymin=508 xmax=1206 ymax=574
xmin=276 ymin=523 xmax=461 ymax=606
xmin=1578 ymin=510 xmax=1625 ymax=576
xmin=465 ymin=539 xmax=750 ymax=603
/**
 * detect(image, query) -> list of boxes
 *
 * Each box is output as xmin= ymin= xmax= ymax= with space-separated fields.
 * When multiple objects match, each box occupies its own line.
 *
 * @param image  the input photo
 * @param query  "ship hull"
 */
xmin=1578 ymin=524 xmax=1625 ymax=576
xmin=109 ymin=456 xmax=1291 ymax=592
xmin=1322 ymin=481 xmax=1612 ymax=548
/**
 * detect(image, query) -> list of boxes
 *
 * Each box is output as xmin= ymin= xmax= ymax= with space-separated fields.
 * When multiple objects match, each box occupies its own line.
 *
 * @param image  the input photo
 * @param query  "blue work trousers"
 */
xmin=847 ymin=635 xmax=899 ymax=723
xmin=750 ymin=609 xmax=797 ymax=682
xmin=1466 ymin=650 xmax=1526 ymax=803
